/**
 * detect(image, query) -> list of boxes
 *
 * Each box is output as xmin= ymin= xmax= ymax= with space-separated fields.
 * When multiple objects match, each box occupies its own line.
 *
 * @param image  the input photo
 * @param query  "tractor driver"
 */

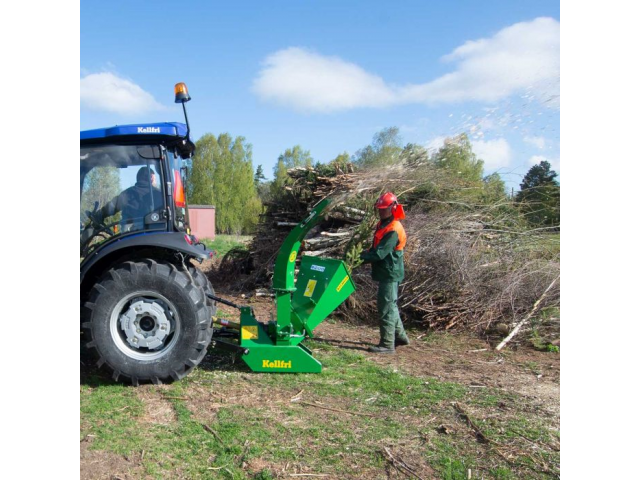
xmin=360 ymin=192 xmax=410 ymax=354
xmin=98 ymin=166 xmax=163 ymax=233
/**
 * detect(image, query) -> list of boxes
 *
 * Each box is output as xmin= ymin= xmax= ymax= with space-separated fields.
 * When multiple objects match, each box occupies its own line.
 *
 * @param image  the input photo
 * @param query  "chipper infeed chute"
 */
xmin=210 ymin=198 xmax=356 ymax=373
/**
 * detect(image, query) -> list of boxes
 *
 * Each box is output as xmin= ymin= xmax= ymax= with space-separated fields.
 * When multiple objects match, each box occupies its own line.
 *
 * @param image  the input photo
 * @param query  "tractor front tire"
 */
xmin=82 ymin=259 xmax=214 ymax=385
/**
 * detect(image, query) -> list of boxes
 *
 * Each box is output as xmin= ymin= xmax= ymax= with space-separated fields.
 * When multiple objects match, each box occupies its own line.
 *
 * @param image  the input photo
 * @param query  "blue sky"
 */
xmin=81 ymin=0 xmax=560 ymax=189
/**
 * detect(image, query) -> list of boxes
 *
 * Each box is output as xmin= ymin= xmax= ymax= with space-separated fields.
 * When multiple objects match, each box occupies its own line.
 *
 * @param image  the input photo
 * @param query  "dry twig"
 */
xmin=201 ymin=424 xmax=225 ymax=446
xmin=381 ymin=446 xmax=425 ymax=480
xmin=496 ymin=275 xmax=560 ymax=351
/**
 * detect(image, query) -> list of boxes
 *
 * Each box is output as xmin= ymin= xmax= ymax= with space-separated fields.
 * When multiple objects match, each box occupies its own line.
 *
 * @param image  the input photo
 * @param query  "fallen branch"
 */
xmin=201 ymin=424 xmax=225 ymax=446
xmin=381 ymin=446 xmax=425 ymax=480
xmin=452 ymin=403 xmax=513 ymax=464
xmin=496 ymin=275 xmax=560 ymax=351
xmin=290 ymin=389 xmax=304 ymax=402
xmin=452 ymin=403 xmax=491 ymax=444
xmin=236 ymin=439 xmax=250 ymax=467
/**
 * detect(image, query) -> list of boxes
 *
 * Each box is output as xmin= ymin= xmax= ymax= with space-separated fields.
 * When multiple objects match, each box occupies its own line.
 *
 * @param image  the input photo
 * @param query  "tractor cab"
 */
xmin=80 ymin=124 xmax=191 ymax=259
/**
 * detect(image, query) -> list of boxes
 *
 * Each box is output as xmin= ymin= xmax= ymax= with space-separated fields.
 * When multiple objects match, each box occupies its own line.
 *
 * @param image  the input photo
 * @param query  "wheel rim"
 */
xmin=110 ymin=291 xmax=181 ymax=361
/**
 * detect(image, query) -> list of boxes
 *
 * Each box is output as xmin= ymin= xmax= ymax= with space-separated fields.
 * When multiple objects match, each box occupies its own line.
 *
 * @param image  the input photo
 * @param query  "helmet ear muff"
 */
xmin=393 ymin=203 xmax=406 ymax=220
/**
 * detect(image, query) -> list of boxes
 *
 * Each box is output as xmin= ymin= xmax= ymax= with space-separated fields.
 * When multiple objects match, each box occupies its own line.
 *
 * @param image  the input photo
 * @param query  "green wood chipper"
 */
xmin=208 ymin=197 xmax=356 ymax=373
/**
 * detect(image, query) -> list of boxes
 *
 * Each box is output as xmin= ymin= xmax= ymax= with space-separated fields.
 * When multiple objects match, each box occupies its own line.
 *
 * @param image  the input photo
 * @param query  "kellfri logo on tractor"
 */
xmin=137 ymin=126 xmax=161 ymax=133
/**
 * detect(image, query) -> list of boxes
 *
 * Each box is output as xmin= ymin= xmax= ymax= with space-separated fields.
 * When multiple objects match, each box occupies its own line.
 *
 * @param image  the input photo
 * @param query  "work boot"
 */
xmin=368 ymin=344 xmax=395 ymax=354
xmin=395 ymin=336 xmax=410 ymax=346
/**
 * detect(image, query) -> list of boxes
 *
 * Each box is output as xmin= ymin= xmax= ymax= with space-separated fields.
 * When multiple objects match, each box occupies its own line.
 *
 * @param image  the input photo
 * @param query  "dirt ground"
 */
xmin=214 ymin=292 xmax=560 ymax=426
xmin=81 ymin=282 xmax=560 ymax=479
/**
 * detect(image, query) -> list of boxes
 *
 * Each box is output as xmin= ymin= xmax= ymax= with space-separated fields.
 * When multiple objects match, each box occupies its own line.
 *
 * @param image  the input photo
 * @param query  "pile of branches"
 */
xmin=218 ymin=166 xmax=368 ymax=287
xmin=343 ymin=211 xmax=559 ymax=337
xmin=218 ymin=159 xmax=560 ymax=342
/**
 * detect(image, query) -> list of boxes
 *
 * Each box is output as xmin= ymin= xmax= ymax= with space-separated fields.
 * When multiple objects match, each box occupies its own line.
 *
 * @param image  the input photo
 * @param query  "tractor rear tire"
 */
xmin=82 ymin=259 xmax=214 ymax=385
xmin=188 ymin=263 xmax=217 ymax=317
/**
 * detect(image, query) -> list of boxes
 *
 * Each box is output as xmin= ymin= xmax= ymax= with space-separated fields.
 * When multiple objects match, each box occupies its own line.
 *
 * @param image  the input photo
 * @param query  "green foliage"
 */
xmin=270 ymin=145 xmax=315 ymax=203
xmin=482 ymin=172 xmax=508 ymax=203
xmin=344 ymin=242 xmax=364 ymax=273
xmin=270 ymin=158 xmax=289 ymax=200
xmin=202 ymin=234 xmax=251 ymax=257
xmin=253 ymin=164 xmax=266 ymax=186
xmin=353 ymin=127 xmax=403 ymax=168
xmin=329 ymin=151 xmax=351 ymax=172
xmin=277 ymin=145 xmax=313 ymax=170
xmin=516 ymin=161 xmax=560 ymax=227
xmin=256 ymin=180 xmax=273 ymax=206
xmin=432 ymin=134 xmax=484 ymax=186
xmin=519 ymin=160 xmax=558 ymax=190
xmin=81 ymin=166 xmax=121 ymax=220
xmin=188 ymin=133 xmax=262 ymax=234
xmin=401 ymin=142 xmax=429 ymax=166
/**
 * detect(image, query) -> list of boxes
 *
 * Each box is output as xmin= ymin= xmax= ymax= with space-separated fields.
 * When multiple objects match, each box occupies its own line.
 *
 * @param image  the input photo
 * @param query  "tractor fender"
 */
xmin=80 ymin=231 xmax=211 ymax=285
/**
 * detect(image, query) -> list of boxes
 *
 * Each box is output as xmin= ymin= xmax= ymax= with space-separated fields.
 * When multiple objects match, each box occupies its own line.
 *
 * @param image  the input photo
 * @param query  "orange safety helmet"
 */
xmin=374 ymin=192 xmax=405 ymax=220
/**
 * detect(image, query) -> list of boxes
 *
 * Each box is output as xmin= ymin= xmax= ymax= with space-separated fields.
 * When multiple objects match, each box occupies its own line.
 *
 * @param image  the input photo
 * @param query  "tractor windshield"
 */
xmin=80 ymin=145 xmax=166 ymax=257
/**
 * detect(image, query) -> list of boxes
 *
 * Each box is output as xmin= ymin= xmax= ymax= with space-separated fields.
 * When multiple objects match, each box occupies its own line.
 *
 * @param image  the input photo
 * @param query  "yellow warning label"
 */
xmin=304 ymin=279 xmax=317 ymax=297
xmin=289 ymin=251 xmax=297 ymax=262
xmin=336 ymin=275 xmax=350 ymax=292
xmin=241 ymin=326 xmax=259 ymax=340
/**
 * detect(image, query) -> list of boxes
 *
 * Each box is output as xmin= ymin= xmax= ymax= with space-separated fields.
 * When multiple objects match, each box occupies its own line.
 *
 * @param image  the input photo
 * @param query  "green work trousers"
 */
xmin=377 ymin=281 xmax=407 ymax=348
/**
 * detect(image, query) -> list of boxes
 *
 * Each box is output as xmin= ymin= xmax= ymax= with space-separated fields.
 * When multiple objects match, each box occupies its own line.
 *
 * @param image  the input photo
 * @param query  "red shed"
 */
xmin=188 ymin=205 xmax=216 ymax=240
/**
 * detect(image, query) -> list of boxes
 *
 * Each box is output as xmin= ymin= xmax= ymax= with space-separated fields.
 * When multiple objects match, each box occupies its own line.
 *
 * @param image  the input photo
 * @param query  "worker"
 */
xmin=99 ymin=166 xmax=163 ymax=232
xmin=360 ymin=192 xmax=409 ymax=354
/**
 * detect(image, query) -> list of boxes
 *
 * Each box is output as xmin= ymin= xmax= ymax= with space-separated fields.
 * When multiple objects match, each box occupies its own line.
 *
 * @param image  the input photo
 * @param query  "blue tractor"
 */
xmin=80 ymin=83 xmax=216 ymax=385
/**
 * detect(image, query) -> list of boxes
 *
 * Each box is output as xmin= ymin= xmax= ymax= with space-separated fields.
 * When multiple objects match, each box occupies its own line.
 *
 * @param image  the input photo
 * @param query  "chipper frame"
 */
xmin=210 ymin=198 xmax=355 ymax=373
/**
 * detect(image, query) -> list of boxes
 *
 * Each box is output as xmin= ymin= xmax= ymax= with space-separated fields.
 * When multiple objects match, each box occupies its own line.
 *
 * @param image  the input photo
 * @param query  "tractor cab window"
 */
xmin=80 ymin=145 xmax=166 ymax=257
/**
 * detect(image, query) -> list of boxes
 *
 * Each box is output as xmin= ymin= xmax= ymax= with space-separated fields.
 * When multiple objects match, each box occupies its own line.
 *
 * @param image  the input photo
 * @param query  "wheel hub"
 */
xmin=119 ymin=299 xmax=172 ymax=350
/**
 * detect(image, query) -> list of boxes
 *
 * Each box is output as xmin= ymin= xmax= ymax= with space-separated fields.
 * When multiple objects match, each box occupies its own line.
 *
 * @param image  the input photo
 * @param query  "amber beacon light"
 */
xmin=174 ymin=82 xmax=191 ymax=103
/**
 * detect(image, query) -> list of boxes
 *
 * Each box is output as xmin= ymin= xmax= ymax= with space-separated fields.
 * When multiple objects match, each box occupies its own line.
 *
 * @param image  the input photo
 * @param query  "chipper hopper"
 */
xmin=210 ymin=197 xmax=355 ymax=373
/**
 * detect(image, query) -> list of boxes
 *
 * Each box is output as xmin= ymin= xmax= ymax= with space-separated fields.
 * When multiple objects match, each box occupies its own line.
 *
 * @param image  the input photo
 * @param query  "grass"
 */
xmin=81 ymin=336 xmax=560 ymax=479
xmin=202 ymin=234 xmax=252 ymax=257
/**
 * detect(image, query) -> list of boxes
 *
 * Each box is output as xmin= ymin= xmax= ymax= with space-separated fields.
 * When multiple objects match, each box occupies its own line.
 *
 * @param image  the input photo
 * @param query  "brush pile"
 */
xmin=218 ymin=158 xmax=560 ymax=342
xmin=218 ymin=166 xmax=370 ymax=286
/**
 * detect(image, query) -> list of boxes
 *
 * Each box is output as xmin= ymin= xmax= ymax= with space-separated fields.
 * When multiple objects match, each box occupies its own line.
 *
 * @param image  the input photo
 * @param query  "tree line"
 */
xmin=187 ymin=127 xmax=559 ymax=234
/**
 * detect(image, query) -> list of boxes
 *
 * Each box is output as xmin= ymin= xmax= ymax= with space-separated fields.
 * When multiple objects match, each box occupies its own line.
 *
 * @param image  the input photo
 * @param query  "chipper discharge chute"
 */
xmin=210 ymin=197 xmax=355 ymax=373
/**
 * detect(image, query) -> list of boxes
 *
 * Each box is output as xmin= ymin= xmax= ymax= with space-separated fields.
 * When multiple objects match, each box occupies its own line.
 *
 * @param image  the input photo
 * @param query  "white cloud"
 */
xmin=80 ymin=72 xmax=165 ymax=115
xmin=252 ymin=47 xmax=396 ymax=113
xmin=405 ymin=17 xmax=559 ymax=105
xmin=253 ymin=17 xmax=559 ymax=113
xmin=528 ymin=154 xmax=560 ymax=173
xmin=524 ymin=135 xmax=547 ymax=149
xmin=472 ymin=138 xmax=512 ymax=171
